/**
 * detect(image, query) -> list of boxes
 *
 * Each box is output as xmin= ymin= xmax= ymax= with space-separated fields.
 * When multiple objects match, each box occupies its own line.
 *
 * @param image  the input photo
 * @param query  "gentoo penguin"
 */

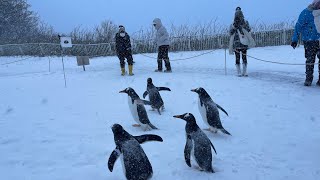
xmin=120 ymin=87 xmax=158 ymax=130
xmin=143 ymin=77 xmax=171 ymax=115
xmin=191 ymin=87 xmax=231 ymax=135
xmin=173 ymin=113 xmax=217 ymax=173
xmin=108 ymin=124 xmax=163 ymax=180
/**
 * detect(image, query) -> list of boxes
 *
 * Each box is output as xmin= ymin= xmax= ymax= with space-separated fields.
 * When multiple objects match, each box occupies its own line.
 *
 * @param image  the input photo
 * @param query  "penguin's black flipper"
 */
xmin=157 ymin=87 xmax=171 ymax=91
xmin=143 ymin=91 xmax=149 ymax=99
xmin=210 ymin=141 xmax=217 ymax=155
xmin=216 ymin=104 xmax=228 ymax=116
xmin=184 ymin=135 xmax=193 ymax=167
xmin=108 ymin=147 xmax=121 ymax=172
xmin=134 ymin=134 xmax=163 ymax=144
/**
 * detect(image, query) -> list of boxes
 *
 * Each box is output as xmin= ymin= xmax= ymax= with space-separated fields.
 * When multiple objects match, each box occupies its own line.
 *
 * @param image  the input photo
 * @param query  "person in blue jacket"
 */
xmin=291 ymin=0 xmax=320 ymax=86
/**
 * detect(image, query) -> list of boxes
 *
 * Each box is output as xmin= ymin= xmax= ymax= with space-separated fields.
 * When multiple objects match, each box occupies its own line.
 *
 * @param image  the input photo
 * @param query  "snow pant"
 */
xmin=118 ymin=50 xmax=133 ymax=68
xmin=303 ymin=40 xmax=320 ymax=82
xmin=235 ymin=48 xmax=247 ymax=64
xmin=157 ymin=45 xmax=171 ymax=71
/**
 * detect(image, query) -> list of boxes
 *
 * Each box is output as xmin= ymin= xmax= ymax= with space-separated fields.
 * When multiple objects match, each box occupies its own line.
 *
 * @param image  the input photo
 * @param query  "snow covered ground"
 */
xmin=0 ymin=46 xmax=319 ymax=180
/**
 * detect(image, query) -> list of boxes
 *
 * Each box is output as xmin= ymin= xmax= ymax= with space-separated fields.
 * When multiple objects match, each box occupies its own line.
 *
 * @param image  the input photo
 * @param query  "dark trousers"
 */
xmin=304 ymin=41 xmax=320 ymax=81
xmin=235 ymin=49 xmax=247 ymax=64
xmin=118 ymin=50 xmax=133 ymax=68
xmin=157 ymin=45 xmax=171 ymax=70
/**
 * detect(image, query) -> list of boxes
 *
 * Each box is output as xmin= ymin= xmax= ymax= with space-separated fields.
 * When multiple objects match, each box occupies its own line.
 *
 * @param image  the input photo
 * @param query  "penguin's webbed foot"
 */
xmin=132 ymin=124 xmax=141 ymax=127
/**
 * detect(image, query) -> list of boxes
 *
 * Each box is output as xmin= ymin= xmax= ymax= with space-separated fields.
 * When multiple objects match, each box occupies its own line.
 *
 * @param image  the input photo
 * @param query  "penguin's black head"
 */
xmin=173 ymin=113 xmax=196 ymax=123
xmin=191 ymin=87 xmax=206 ymax=94
xmin=147 ymin=77 xmax=153 ymax=84
xmin=119 ymin=87 xmax=137 ymax=97
xmin=111 ymin=123 xmax=124 ymax=134
xmin=111 ymin=123 xmax=131 ymax=143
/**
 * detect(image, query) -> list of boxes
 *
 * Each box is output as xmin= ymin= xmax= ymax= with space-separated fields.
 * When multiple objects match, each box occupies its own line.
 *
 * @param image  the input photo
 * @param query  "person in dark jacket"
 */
xmin=153 ymin=18 xmax=172 ymax=72
xmin=291 ymin=0 xmax=320 ymax=86
xmin=115 ymin=25 xmax=134 ymax=76
xmin=229 ymin=7 xmax=251 ymax=77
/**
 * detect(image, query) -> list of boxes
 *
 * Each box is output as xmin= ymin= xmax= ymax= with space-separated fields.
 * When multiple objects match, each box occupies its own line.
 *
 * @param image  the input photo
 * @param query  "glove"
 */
xmin=291 ymin=42 xmax=297 ymax=49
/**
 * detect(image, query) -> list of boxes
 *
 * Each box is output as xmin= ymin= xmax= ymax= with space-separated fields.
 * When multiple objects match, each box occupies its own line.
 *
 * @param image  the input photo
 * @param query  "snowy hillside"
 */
xmin=0 ymin=46 xmax=319 ymax=180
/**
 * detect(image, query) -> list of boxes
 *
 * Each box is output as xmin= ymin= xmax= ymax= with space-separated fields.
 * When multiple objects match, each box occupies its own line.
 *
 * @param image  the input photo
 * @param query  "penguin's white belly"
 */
xmin=128 ymin=96 xmax=141 ymax=125
xmin=198 ymin=98 xmax=209 ymax=127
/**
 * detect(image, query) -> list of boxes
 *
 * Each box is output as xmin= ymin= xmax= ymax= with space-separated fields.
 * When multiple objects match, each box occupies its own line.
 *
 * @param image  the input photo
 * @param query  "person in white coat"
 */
xmin=153 ymin=18 xmax=172 ymax=72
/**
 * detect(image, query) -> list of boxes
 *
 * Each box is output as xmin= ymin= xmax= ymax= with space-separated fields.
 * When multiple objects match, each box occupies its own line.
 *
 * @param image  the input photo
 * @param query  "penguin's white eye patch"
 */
xmin=184 ymin=113 xmax=191 ymax=118
xmin=126 ymin=88 xmax=129 ymax=91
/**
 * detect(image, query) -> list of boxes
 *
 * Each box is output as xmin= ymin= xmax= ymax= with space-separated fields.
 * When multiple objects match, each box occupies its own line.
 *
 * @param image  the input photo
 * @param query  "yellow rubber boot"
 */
xmin=128 ymin=65 xmax=134 ymax=76
xmin=121 ymin=68 xmax=125 ymax=76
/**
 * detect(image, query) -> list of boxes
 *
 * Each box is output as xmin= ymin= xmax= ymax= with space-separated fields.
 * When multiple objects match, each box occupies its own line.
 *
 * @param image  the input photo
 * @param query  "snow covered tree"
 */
xmin=0 ymin=0 xmax=41 ymax=44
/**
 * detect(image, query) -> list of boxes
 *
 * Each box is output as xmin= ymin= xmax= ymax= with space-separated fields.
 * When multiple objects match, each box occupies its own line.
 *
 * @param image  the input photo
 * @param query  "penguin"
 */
xmin=143 ymin=77 xmax=171 ymax=115
xmin=173 ymin=113 xmax=217 ymax=173
xmin=108 ymin=124 xmax=163 ymax=180
xmin=119 ymin=87 xmax=158 ymax=130
xmin=191 ymin=87 xmax=231 ymax=135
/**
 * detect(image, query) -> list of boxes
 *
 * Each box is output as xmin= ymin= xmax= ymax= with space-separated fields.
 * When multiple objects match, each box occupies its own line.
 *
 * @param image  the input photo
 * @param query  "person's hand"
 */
xmin=291 ymin=42 xmax=297 ymax=49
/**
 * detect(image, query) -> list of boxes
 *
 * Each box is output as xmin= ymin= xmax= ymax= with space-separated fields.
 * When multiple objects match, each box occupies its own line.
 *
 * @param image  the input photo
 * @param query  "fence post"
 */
xmin=19 ymin=45 xmax=24 ymax=56
xmin=282 ymin=30 xmax=286 ymax=45
xmin=0 ymin=46 xmax=3 ymax=56
xmin=188 ymin=36 xmax=191 ymax=51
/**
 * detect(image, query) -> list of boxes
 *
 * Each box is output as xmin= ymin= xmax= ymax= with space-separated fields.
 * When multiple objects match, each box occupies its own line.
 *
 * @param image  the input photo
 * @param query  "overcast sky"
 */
xmin=27 ymin=0 xmax=309 ymax=34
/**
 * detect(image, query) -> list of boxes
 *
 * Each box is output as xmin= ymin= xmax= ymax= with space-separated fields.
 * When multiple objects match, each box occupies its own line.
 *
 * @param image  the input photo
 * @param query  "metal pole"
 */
xmin=60 ymin=48 xmax=67 ymax=88
xmin=225 ymin=48 xmax=227 ymax=75
xmin=49 ymin=57 xmax=51 ymax=72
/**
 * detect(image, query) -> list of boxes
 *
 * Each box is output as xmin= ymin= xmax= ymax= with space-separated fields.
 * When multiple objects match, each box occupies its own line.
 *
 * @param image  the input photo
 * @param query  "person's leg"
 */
xmin=163 ymin=45 xmax=172 ymax=72
xmin=126 ymin=51 xmax=134 ymax=76
xmin=156 ymin=46 xmax=163 ymax=72
xmin=118 ymin=52 xmax=126 ymax=76
xmin=241 ymin=49 xmax=248 ymax=76
xmin=235 ymin=49 xmax=241 ymax=76
xmin=304 ymin=41 xmax=317 ymax=86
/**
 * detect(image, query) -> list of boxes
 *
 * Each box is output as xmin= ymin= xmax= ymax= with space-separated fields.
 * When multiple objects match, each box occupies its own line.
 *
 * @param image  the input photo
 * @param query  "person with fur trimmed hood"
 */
xmin=291 ymin=0 xmax=320 ymax=86
xmin=153 ymin=18 xmax=172 ymax=72
xmin=229 ymin=7 xmax=254 ymax=77
xmin=115 ymin=25 xmax=134 ymax=76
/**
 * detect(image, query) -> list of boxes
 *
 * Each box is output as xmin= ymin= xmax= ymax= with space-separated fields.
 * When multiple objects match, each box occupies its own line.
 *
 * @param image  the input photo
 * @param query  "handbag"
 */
xmin=237 ymin=29 xmax=249 ymax=45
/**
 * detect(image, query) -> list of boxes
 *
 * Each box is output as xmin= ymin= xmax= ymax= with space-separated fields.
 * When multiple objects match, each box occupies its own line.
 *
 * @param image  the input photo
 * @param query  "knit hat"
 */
xmin=313 ymin=0 xmax=320 ymax=8
xmin=119 ymin=25 xmax=125 ymax=32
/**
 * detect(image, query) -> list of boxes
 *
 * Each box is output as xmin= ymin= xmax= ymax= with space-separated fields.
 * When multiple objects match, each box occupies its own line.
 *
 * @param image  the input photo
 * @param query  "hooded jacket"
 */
xmin=153 ymin=18 xmax=170 ymax=47
xmin=292 ymin=3 xmax=320 ymax=42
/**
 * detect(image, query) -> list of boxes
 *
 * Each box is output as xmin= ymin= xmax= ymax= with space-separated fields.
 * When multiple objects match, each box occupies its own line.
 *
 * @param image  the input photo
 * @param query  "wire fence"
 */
xmin=0 ymin=29 xmax=295 ymax=57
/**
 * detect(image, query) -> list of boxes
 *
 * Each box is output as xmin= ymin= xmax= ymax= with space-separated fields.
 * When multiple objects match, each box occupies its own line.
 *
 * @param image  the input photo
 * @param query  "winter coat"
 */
xmin=115 ymin=32 xmax=132 ymax=54
xmin=229 ymin=20 xmax=251 ymax=50
xmin=153 ymin=18 xmax=170 ymax=47
xmin=292 ymin=5 xmax=320 ymax=42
